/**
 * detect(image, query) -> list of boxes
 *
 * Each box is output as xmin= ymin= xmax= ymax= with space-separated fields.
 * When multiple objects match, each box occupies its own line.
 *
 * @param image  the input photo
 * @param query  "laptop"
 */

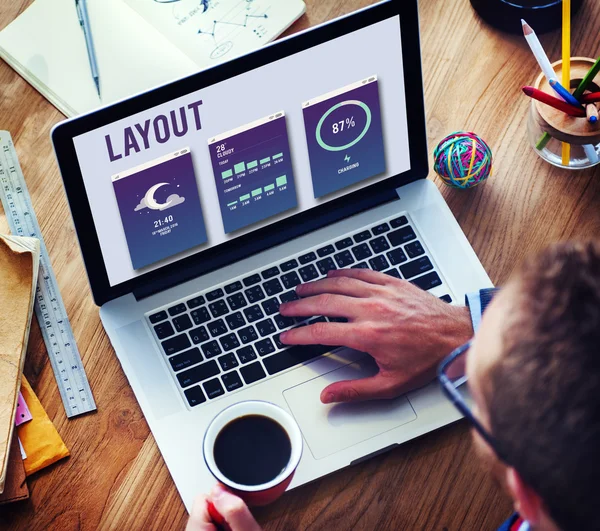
xmin=52 ymin=0 xmax=492 ymax=511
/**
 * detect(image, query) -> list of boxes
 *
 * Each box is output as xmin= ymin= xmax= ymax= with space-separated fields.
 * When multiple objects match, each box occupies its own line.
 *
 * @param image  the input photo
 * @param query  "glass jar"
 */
xmin=527 ymin=58 xmax=600 ymax=170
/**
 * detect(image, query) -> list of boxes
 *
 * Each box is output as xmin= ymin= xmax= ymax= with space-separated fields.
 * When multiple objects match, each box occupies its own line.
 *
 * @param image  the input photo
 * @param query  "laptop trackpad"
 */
xmin=283 ymin=356 xmax=417 ymax=460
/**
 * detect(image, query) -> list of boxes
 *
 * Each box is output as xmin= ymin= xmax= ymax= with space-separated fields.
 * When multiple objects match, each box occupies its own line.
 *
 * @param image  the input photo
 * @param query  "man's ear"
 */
xmin=505 ymin=467 xmax=543 ymax=525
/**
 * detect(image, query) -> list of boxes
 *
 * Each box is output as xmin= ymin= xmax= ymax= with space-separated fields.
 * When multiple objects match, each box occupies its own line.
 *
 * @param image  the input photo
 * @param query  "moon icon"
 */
xmin=144 ymin=182 xmax=173 ymax=210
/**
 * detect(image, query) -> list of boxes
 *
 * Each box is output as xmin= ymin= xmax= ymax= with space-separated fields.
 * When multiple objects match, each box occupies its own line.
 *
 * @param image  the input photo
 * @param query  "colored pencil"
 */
xmin=579 ymin=92 xmax=600 ymax=104
xmin=573 ymin=57 xmax=600 ymax=100
xmin=536 ymin=133 xmax=551 ymax=151
xmin=583 ymin=144 xmax=599 ymax=164
xmin=521 ymin=20 xmax=557 ymax=83
xmin=561 ymin=0 xmax=571 ymax=165
xmin=580 ymin=92 xmax=600 ymax=104
xmin=522 ymin=87 xmax=586 ymax=117
xmin=549 ymin=79 xmax=581 ymax=107
xmin=586 ymin=103 xmax=599 ymax=123
xmin=522 ymin=19 xmax=556 ymax=152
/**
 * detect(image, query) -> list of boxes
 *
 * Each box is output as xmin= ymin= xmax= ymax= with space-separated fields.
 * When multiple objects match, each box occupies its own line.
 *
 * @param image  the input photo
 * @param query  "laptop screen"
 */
xmin=71 ymin=14 xmax=410 ymax=288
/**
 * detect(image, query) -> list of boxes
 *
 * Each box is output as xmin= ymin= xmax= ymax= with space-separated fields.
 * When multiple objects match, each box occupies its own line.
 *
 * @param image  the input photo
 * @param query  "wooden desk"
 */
xmin=1 ymin=0 xmax=599 ymax=528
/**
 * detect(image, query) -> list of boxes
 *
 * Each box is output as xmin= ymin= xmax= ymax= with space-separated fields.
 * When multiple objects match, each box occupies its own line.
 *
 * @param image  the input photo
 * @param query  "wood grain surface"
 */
xmin=1 ymin=0 xmax=600 ymax=529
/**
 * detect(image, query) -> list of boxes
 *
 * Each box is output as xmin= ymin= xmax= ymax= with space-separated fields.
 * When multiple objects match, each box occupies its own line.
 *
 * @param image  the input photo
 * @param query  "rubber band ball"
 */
xmin=433 ymin=132 xmax=493 ymax=189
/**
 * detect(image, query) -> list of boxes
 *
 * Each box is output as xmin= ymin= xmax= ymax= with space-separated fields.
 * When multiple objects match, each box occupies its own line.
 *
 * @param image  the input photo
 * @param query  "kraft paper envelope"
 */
xmin=0 ymin=234 xmax=40 ymax=493
xmin=18 ymin=376 xmax=70 ymax=476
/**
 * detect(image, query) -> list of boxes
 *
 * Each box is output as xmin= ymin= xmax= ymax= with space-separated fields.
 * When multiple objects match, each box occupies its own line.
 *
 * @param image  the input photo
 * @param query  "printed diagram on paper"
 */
xmin=124 ymin=0 xmax=304 ymax=68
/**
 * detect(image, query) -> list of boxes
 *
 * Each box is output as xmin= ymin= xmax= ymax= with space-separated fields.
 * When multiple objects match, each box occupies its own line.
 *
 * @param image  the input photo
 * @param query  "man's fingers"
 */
xmin=327 ymin=268 xmax=393 ymax=285
xmin=186 ymin=495 xmax=216 ymax=531
xmin=295 ymin=276 xmax=384 ymax=299
xmin=210 ymin=485 xmax=262 ymax=531
xmin=281 ymin=322 xmax=359 ymax=348
xmin=320 ymin=373 xmax=404 ymax=404
xmin=321 ymin=370 xmax=438 ymax=404
xmin=280 ymin=294 xmax=359 ymax=319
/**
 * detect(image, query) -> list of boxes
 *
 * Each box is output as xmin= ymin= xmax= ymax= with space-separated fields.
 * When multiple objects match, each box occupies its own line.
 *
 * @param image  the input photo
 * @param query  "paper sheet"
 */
xmin=124 ymin=0 xmax=306 ymax=67
xmin=18 ymin=438 xmax=26 ymax=460
xmin=14 ymin=392 xmax=32 ymax=427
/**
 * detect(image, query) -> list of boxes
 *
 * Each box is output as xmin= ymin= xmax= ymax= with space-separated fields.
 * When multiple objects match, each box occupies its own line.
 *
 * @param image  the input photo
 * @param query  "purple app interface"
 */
xmin=302 ymin=76 xmax=386 ymax=198
xmin=111 ymin=149 xmax=208 ymax=270
xmin=208 ymin=113 xmax=298 ymax=234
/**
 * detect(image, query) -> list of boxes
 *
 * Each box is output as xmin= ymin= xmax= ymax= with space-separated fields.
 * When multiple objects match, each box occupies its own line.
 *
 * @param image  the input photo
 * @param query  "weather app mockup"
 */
xmin=302 ymin=77 xmax=386 ymax=198
xmin=208 ymin=112 xmax=298 ymax=234
xmin=111 ymin=149 xmax=208 ymax=269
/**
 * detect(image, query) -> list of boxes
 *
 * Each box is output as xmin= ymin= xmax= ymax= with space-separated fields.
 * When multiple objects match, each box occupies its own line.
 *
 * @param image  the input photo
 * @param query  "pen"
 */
xmin=75 ymin=0 xmax=101 ymax=98
xmin=549 ymin=79 xmax=581 ymax=108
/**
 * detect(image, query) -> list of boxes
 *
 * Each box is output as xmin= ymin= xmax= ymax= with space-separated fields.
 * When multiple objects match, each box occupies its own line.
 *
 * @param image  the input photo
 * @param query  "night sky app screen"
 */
xmin=112 ymin=149 xmax=208 ymax=270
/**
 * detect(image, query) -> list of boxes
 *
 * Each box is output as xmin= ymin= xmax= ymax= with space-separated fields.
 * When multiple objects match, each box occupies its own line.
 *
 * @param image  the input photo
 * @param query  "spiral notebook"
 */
xmin=0 ymin=0 xmax=305 ymax=117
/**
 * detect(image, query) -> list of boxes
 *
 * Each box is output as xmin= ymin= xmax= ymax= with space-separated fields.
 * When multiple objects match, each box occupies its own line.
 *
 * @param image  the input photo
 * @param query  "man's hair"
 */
xmin=487 ymin=241 xmax=600 ymax=531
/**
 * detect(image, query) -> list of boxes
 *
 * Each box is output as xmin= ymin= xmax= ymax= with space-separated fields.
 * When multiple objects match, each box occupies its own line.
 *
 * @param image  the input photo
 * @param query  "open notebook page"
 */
xmin=124 ymin=0 xmax=306 ymax=68
xmin=0 ymin=0 xmax=198 ymax=117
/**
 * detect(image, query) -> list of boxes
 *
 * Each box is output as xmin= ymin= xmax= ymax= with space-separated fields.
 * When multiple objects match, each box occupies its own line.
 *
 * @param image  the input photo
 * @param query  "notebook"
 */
xmin=0 ymin=0 xmax=305 ymax=117
xmin=0 ymin=432 xmax=29 ymax=505
xmin=0 ymin=235 xmax=40 ymax=494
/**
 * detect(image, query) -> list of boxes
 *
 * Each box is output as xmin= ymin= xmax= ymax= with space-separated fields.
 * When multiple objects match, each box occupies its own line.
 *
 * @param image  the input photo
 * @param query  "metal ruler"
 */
xmin=0 ymin=131 xmax=96 ymax=418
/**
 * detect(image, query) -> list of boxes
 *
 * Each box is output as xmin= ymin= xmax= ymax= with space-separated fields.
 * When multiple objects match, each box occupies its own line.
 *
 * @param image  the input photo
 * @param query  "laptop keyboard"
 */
xmin=146 ymin=213 xmax=453 ymax=409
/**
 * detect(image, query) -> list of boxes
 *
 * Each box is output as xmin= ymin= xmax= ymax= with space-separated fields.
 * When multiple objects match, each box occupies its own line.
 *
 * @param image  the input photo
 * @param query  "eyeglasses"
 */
xmin=437 ymin=340 xmax=508 ymax=463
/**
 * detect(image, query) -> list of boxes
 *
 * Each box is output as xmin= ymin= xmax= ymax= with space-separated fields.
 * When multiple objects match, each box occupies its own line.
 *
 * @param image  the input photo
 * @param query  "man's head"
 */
xmin=467 ymin=241 xmax=600 ymax=531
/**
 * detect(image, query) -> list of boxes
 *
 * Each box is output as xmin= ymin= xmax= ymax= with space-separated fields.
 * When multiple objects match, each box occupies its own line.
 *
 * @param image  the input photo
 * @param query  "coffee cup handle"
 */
xmin=207 ymin=501 xmax=232 ymax=531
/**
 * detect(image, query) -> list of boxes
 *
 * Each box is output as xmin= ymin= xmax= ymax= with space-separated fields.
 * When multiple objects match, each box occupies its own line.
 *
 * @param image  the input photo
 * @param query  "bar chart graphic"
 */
xmin=208 ymin=112 xmax=297 ymax=233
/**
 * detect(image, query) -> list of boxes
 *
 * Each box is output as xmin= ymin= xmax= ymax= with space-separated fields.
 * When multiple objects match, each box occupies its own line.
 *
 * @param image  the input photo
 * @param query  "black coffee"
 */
xmin=213 ymin=414 xmax=291 ymax=486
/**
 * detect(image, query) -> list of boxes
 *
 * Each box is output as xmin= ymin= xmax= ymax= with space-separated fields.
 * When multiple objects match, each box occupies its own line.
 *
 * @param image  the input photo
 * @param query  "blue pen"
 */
xmin=75 ymin=0 xmax=101 ymax=98
xmin=549 ymin=79 xmax=581 ymax=108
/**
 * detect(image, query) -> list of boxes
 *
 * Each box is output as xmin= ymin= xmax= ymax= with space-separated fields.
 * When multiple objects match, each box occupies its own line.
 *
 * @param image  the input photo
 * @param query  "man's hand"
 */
xmin=186 ymin=485 xmax=261 ymax=531
xmin=279 ymin=269 xmax=473 ymax=404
